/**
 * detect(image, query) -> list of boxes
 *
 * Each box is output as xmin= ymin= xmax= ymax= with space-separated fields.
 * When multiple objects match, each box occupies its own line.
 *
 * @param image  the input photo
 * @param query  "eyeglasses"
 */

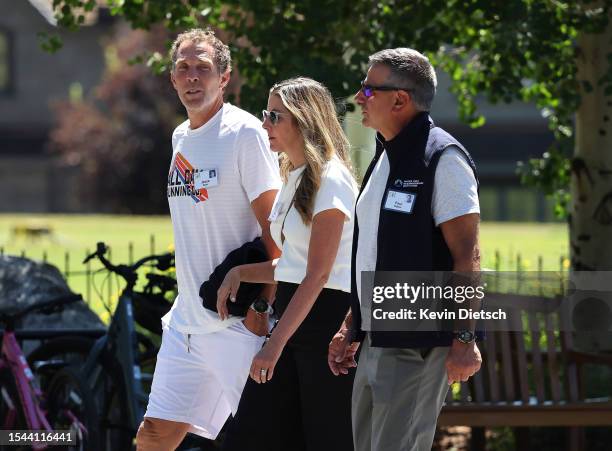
xmin=360 ymin=80 xmax=410 ymax=98
xmin=262 ymin=110 xmax=284 ymax=125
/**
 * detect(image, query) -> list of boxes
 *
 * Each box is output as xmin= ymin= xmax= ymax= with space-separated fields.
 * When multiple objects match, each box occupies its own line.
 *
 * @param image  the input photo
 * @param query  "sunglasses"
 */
xmin=360 ymin=80 xmax=410 ymax=98
xmin=262 ymin=110 xmax=284 ymax=125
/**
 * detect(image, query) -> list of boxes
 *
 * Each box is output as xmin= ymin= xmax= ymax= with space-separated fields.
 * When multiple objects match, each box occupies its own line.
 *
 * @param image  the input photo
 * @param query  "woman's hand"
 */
xmin=249 ymin=339 xmax=284 ymax=384
xmin=217 ymin=267 xmax=241 ymax=320
xmin=247 ymin=209 xmax=346 ymax=383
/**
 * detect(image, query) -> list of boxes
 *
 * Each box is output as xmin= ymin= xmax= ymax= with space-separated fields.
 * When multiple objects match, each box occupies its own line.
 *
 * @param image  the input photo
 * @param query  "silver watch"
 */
xmin=250 ymin=298 xmax=274 ymax=315
xmin=454 ymin=330 xmax=476 ymax=344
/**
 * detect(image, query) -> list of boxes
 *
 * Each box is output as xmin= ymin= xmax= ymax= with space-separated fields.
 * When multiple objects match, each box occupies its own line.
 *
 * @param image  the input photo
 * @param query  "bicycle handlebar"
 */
xmin=145 ymin=273 xmax=177 ymax=293
xmin=82 ymin=242 xmax=174 ymax=289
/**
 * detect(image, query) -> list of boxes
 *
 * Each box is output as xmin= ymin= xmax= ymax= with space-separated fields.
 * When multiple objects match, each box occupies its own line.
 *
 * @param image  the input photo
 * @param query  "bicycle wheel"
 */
xmin=99 ymin=332 xmax=157 ymax=450
xmin=0 ymin=367 xmax=29 ymax=451
xmin=27 ymin=336 xmax=95 ymax=391
xmin=100 ymin=366 xmax=134 ymax=451
xmin=27 ymin=336 xmax=95 ymax=367
xmin=46 ymin=366 xmax=101 ymax=451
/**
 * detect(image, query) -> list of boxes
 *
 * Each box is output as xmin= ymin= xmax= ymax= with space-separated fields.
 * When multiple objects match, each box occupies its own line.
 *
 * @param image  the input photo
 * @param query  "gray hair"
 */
xmin=170 ymin=28 xmax=231 ymax=74
xmin=368 ymin=48 xmax=437 ymax=111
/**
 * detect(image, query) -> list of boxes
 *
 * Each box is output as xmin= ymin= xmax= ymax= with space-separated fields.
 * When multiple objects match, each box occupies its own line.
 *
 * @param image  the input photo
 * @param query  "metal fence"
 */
xmin=0 ymin=234 xmax=162 ymax=307
xmin=1 ymin=236 xmax=568 ymax=307
xmin=491 ymin=250 xmax=568 ymax=273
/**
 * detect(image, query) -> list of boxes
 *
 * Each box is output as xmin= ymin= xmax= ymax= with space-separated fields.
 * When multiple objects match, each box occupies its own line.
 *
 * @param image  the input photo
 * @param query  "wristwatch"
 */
xmin=454 ymin=330 xmax=476 ymax=344
xmin=250 ymin=298 xmax=274 ymax=315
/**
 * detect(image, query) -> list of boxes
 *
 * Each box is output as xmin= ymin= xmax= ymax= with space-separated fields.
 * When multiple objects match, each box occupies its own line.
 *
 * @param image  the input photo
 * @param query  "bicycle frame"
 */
xmin=81 ymin=293 xmax=146 ymax=431
xmin=1 ymin=330 xmax=52 ymax=450
xmin=78 ymin=243 xmax=173 ymax=436
xmin=0 ymin=293 xmax=94 ymax=450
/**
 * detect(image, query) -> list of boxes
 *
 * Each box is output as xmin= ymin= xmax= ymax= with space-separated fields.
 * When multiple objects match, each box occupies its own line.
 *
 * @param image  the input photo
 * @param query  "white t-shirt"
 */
xmin=163 ymin=103 xmax=282 ymax=334
xmin=355 ymin=146 xmax=480 ymax=304
xmin=269 ymin=158 xmax=358 ymax=293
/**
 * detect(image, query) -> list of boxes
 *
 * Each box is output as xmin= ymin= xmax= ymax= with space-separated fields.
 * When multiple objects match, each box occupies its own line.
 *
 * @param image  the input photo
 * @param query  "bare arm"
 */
xmin=440 ymin=212 xmax=481 ymax=331
xmin=267 ymin=208 xmax=345 ymax=345
xmin=216 ymin=189 xmax=280 ymax=322
xmin=440 ymin=212 xmax=480 ymax=273
xmin=440 ymin=212 xmax=483 ymax=384
xmin=251 ymin=189 xmax=281 ymax=304
xmin=250 ymin=189 xmax=281 ymax=260
xmin=233 ymin=260 xmax=278 ymax=284
xmin=216 ymin=260 xmax=279 ymax=320
xmin=251 ymin=208 xmax=346 ymax=382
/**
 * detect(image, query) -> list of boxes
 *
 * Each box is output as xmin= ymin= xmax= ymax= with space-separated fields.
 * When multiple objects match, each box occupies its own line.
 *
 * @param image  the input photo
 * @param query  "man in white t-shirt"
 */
xmin=136 ymin=28 xmax=281 ymax=451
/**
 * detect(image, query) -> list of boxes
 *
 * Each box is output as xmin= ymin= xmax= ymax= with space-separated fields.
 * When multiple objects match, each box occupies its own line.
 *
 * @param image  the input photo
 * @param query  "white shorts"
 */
xmin=144 ymin=321 xmax=265 ymax=439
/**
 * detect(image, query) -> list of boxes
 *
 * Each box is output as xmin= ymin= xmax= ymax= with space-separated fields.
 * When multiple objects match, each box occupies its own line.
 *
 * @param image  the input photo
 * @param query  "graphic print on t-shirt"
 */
xmin=167 ymin=152 xmax=209 ymax=203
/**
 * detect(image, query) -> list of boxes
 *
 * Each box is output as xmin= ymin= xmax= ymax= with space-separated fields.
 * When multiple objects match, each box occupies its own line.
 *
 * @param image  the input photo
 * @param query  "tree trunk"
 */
xmin=572 ymin=9 xmax=612 ymax=351
xmin=572 ymin=12 xmax=612 ymax=271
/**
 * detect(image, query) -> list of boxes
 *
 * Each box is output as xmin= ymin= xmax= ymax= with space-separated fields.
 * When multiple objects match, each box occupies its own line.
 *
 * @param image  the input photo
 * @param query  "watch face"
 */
xmin=457 ymin=331 xmax=475 ymax=343
xmin=252 ymin=298 xmax=269 ymax=313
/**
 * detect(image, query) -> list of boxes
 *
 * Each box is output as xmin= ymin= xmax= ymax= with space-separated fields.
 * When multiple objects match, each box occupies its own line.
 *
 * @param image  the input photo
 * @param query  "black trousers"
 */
xmin=222 ymin=282 xmax=355 ymax=451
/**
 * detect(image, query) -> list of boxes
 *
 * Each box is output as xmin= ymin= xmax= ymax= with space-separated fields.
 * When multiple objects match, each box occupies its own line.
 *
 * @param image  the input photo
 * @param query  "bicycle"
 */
xmin=27 ymin=253 xmax=175 ymax=371
xmin=24 ymin=243 xmax=176 ymax=449
xmin=0 ymin=294 xmax=99 ymax=451
xmin=79 ymin=242 xmax=174 ymax=449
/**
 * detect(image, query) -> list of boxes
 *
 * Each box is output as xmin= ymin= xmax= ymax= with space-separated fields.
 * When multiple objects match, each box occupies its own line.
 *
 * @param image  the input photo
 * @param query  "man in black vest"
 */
xmin=328 ymin=48 xmax=482 ymax=450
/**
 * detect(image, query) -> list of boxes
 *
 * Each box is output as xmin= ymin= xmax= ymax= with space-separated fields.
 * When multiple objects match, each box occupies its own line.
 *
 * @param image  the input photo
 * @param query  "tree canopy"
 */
xmin=45 ymin=0 xmax=612 ymax=215
xmin=46 ymin=1 xmax=612 ymax=269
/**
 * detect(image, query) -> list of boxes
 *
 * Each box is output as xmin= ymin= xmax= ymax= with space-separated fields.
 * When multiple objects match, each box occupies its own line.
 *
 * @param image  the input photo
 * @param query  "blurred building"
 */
xmin=0 ymin=0 xmax=111 ymax=212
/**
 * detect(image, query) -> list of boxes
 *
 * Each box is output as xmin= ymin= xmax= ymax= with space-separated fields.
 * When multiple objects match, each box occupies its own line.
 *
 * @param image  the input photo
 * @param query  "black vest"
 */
xmin=350 ymin=112 xmax=479 ymax=348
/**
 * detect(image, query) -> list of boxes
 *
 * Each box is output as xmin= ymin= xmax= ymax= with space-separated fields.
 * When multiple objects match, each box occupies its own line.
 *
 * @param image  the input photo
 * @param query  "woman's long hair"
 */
xmin=270 ymin=77 xmax=353 ymax=225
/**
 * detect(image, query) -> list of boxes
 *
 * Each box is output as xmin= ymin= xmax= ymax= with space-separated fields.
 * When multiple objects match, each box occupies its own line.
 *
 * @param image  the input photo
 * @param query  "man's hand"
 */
xmin=328 ymin=329 xmax=360 ymax=376
xmin=445 ymin=340 xmax=482 ymax=385
xmin=242 ymin=308 xmax=269 ymax=337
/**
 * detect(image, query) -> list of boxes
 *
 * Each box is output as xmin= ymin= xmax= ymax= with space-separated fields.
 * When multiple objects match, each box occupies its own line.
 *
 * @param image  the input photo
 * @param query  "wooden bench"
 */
xmin=438 ymin=292 xmax=612 ymax=450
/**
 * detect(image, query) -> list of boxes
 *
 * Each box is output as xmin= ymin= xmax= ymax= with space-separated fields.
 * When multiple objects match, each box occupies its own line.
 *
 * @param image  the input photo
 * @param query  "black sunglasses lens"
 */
xmin=263 ymin=110 xmax=281 ymax=124
xmin=360 ymin=81 xmax=373 ymax=97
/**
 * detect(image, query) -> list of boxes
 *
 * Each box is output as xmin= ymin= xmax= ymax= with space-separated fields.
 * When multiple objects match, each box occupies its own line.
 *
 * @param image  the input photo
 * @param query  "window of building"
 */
xmin=0 ymin=30 xmax=11 ymax=94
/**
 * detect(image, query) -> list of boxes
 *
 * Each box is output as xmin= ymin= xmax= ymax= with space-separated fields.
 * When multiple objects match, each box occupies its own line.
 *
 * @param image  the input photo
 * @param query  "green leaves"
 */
xmin=42 ymin=0 xmax=612 ymax=217
xmin=40 ymin=1 xmax=596 ymax=124
xmin=518 ymin=144 xmax=572 ymax=218
xmin=37 ymin=32 xmax=63 ymax=53
xmin=145 ymin=51 xmax=170 ymax=74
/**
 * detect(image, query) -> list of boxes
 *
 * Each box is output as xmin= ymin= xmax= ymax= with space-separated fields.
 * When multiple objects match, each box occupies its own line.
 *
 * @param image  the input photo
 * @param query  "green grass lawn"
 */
xmin=0 ymin=214 xmax=568 ymax=318
xmin=0 ymin=214 xmax=174 ymax=320
xmin=479 ymin=222 xmax=569 ymax=271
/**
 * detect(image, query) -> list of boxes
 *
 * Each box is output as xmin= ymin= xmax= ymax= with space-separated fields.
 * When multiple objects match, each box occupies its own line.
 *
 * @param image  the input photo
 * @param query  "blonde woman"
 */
xmin=217 ymin=77 xmax=357 ymax=450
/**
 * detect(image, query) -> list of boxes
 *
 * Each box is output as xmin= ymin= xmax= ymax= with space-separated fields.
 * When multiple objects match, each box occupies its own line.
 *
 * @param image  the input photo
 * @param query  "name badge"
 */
xmin=269 ymin=201 xmax=284 ymax=221
xmin=383 ymin=190 xmax=416 ymax=214
xmin=194 ymin=168 xmax=219 ymax=190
